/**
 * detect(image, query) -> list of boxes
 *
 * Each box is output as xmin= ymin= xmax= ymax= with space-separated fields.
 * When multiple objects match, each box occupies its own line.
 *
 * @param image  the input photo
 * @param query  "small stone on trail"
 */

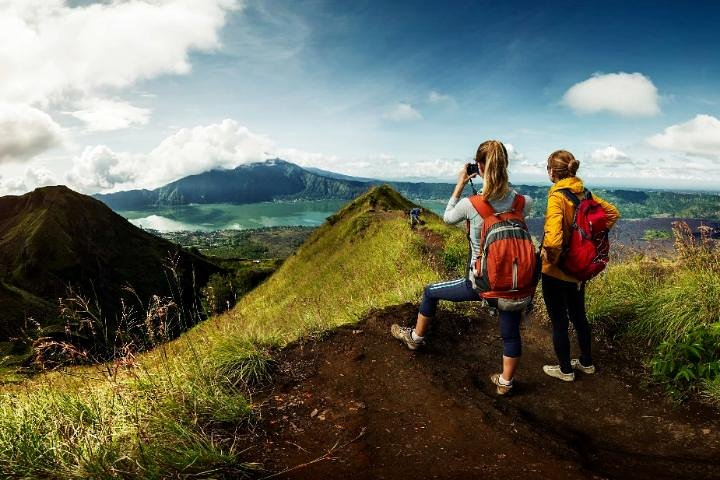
xmin=352 ymin=329 xmax=363 ymax=334
xmin=310 ymin=408 xmax=318 ymax=418
xmin=702 ymin=428 xmax=711 ymax=434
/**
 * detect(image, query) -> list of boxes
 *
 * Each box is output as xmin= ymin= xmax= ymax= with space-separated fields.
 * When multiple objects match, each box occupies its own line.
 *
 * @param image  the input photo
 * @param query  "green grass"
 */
xmin=0 ymin=186 xmax=446 ymax=478
xmin=587 ymin=224 xmax=720 ymax=401
xmin=4 ymin=191 xmax=715 ymax=476
xmin=642 ymin=229 xmax=672 ymax=241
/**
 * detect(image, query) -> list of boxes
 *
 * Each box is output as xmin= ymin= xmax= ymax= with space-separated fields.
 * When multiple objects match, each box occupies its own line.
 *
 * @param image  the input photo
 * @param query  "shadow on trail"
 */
xmin=255 ymin=304 xmax=720 ymax=480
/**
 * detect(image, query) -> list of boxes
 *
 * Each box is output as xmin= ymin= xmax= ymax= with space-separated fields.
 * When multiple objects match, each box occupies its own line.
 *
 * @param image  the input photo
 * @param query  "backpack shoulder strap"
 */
xmin=468 ymin=194 xmax=496 ymax=219
xmin=559 ymin=188 xmax=581 ymax=208
xmin=510 ymin=193 xmax=525 ymax=215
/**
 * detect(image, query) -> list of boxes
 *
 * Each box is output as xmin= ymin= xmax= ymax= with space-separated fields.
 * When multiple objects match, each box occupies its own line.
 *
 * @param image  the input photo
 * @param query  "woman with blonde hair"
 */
xmin=390 ymin=140 xmax=533 ymax=395
xmin=541 ymin=150 xmax=619 ymax=381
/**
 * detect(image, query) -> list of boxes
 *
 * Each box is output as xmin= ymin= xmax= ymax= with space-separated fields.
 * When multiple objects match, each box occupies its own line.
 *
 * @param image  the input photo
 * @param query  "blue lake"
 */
xmin=120 ymin=199 xmax=448 ymax=232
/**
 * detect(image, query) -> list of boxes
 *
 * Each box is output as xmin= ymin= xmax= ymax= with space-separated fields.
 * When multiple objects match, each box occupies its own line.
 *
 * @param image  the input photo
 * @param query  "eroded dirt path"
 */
xmin=253 ymin=304 xmax=720 ymax=480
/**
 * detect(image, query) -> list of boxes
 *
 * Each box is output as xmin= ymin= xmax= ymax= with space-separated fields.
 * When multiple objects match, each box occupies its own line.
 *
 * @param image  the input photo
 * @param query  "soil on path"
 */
xmin=253 ymin=304 xmax=720 ymax=480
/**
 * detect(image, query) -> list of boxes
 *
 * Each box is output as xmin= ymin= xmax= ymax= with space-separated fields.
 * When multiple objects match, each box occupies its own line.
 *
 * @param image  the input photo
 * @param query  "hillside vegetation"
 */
xmin=0 ymin=186 xmax=221 ymax=351
xmin=0 ymin=185 xmax=454 ymax=478
xmin=587 ymin=221 xmax=720 ymax=402
xmin=0 ymin=185 xmax=717 ymax=478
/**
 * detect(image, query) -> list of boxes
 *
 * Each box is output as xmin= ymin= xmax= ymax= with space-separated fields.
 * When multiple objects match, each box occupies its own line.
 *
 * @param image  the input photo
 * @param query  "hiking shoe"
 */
xmin=571 ymin=359 xmax=596 ymax=374
xmin=542 ymin=365 xmax=575 ymax=382
xmin=390 ymin=324 xmax=423 ymax=350
xmin=490 ymin=373 xmax=514 ymax=395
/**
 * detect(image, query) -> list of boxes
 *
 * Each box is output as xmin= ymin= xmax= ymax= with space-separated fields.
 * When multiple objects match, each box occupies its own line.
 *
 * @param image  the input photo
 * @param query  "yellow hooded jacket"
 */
xmin=542 ymin=176 xmax=620 ymax=283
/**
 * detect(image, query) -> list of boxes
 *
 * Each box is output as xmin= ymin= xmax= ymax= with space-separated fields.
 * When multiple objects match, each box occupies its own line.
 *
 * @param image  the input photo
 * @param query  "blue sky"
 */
xmin=1 ymin=0 xmax=719 ymax=193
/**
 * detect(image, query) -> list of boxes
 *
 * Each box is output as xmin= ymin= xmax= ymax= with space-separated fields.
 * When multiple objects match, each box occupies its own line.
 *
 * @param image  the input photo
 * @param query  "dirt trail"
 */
xmin=254 ymin=304 xmax=720 ymax=480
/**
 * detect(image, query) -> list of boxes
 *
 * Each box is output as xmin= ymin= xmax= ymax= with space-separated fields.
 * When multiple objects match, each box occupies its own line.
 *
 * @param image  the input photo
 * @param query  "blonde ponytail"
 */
xmin=476 ymin=140 xmax=510 ymax=201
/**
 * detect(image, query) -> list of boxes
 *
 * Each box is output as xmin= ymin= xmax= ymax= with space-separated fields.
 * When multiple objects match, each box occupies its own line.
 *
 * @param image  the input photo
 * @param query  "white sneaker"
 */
xmin=571 ymin=359 xmax=596 ymax=374
xmin=390 ymin=324 xmax=423 ymax=350
xmin=542 ymin=364 xmax=575 ymax=382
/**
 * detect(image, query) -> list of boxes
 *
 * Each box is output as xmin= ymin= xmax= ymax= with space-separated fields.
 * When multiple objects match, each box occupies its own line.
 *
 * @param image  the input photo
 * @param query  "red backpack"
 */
xmin=468 ymin=194 xmax=540 ymax=306
xmin=558 ymin=189 xmax=610 ymax=280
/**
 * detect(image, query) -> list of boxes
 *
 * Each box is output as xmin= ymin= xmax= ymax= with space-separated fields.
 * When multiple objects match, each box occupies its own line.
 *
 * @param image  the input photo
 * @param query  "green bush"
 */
xmin=587 ymin=221 xmax=720 ymax=402
xmin=650 ymin=323 xmax=720 ymax=399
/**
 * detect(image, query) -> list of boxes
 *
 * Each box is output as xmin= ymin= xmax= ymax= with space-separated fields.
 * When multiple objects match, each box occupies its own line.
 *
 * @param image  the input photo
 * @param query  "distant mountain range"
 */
xmin=93 ymin=159 xmax=720 ymax=220
xmin=0 ymin=186 xmax=221 ymax=345
xmin=93 ymin=159 xmax=461 ymax=210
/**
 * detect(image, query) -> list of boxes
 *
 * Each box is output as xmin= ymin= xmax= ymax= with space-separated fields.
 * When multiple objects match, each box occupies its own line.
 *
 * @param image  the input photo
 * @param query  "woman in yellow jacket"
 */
xmin=541 ymin=150 xmax=619 ymax=382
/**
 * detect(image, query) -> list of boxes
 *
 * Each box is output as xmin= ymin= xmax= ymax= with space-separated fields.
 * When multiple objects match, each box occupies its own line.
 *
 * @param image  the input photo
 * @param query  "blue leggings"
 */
xmin=419 ymin=278 xmax=522 ymax=358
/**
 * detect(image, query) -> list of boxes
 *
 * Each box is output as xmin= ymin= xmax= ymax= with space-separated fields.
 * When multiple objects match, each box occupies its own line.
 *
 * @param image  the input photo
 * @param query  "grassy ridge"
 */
xmin=0 ymin=186 xmax=448 ymax=478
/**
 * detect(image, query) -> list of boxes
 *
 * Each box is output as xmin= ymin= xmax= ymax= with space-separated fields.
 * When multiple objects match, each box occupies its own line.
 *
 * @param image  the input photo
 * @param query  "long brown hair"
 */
xmin=547 ymin=150 xmax=580 ymax=179
xmin=476 ymin=140 xmax=509 ymax=201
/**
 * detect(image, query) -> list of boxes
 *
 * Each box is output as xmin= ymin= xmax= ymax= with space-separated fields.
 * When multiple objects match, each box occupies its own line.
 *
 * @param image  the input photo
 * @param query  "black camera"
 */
xmin=466 ymin=163 xmax=479 ymax=176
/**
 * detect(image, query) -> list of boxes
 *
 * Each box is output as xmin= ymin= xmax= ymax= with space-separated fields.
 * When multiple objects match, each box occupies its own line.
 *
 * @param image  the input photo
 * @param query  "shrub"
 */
xmin=650 ymin=322 xmax=720 ymax=399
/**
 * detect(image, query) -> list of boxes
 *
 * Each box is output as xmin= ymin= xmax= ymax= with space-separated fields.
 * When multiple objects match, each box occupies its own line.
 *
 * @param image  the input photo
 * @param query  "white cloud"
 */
xmin=0 ymin=166 xmax=57 ymax=195
xmin=0 ymin=0 xmax=239 ymax=105
xmin=589 ymin=146 xmax=629 ymax=165
xmin=65 ymin=145 xmax=139 ymax=191
xmin=505 ymin=143 xmax=526 ymax=162
xmin=563 ymin=72 xmax=660 ymax=117
xmin=428 ymin=91 xmax=456 ymax=106
xmin=383 ymin=103 xmax=422 ymax=122
xmin=65 ymin=119 xmax=273 ymax=192
xmin=275 ymin=148 xmax=341 ymax=168
xmin=0 ymin=0 xmax=238 ymax=160
xmin=67 ymin=98 xmax=151 ymax=132
xmin=647 ymin=114 xmax=720 ymax=158
xmin=147 ymin=119 xmax=273 ymax=183
xmin=0 ymin=103 xmax=64 ymax=162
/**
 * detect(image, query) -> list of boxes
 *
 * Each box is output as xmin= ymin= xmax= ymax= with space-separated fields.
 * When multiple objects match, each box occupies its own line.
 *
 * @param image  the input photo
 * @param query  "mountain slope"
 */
xmin=208 ymin=183 xmax=442 ymax=344
xmin=0 ymin=185 xmax=221 ymax=342
xmin=0 ymin=185 xmax=450 ymax=478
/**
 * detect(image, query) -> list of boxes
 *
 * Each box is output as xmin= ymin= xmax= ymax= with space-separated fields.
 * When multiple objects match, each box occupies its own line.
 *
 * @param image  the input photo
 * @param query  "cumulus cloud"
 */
xmin=67 ymin=98 xmax=151 ymax=132
xmin=505 ymin=143 xmax=526 ymax=162
xmin=147 ymin=120 xmax=273 ymax=182
xmin=589 ymin=146 xmax=629 ymax=165
xmin=383 ymin=103 xmax=422 ymax=122
xmin=65 ymin=119 xmax=273 ymax=192
xmin=65 ymin=145 xmax=139 ymax=191
xmin=647 ymin=114 xmax=720 ymax=158
xmin=0 ymin=103 xmax=64 ymax=162
xmin=0 ymin=0 xmax=239 ymax=105
xmin=563 ymin=72 xmax=660 ymax=117
xmin=0 ymin=0 xmax=238 ymax=160
xmin=0 ymin=166 xmax=57 ymax=195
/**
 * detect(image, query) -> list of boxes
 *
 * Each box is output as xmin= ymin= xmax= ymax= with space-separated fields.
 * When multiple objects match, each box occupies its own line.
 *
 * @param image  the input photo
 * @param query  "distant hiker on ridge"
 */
xmin=541 ymin=150 xmax=619 ymax=382
xmin=391 ymin=140 xmax=539 ymax=395
xmin=409 ymin=207 xmax=424 ymax=228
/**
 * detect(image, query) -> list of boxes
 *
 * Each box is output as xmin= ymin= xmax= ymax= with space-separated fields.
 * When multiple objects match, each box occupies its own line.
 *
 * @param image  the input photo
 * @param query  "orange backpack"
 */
xmin=468 ymin=194 xmax=540 ymax=308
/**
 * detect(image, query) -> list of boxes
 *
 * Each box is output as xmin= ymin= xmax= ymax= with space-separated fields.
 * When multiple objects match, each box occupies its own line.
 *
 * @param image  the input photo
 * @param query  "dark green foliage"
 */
xmin=643 ymin=229 xmax=672 ymax=240
xmin=161 ymin=226 xmax=314 ymax=260
xmin=0 ymin=186 xmax=222 ymax=354
xmin=201 ymin=261 xmax=277 ymax=314
xmin=651 ymin=323 xmax=720 ymax=398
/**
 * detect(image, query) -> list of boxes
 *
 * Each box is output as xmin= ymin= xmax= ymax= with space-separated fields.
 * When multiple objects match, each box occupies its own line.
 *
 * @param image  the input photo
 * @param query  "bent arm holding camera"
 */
xmin=443 ymin=164 xmax=479 ymax=224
